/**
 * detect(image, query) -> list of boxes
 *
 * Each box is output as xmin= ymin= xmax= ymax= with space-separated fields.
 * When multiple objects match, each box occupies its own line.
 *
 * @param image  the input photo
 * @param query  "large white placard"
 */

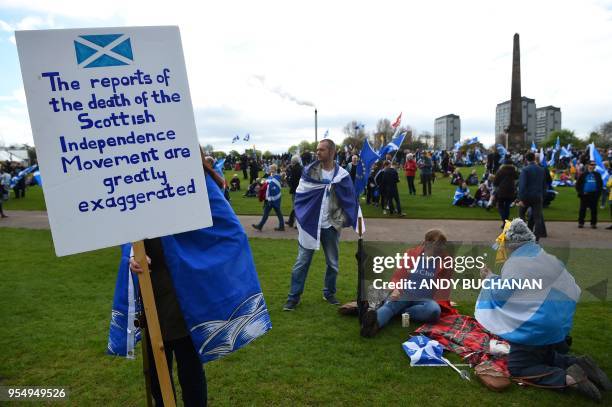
xmin=16 ymin=26 xmax=212 ymax=256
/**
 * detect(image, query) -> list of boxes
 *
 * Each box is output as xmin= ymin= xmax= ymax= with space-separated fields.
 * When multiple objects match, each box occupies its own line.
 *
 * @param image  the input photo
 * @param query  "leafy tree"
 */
xmin=298 ymin=140 xmax=317 ymax=153
xmin=587 ymin=121 xmax=612 ymax=148
xmin=262 ymin=150 xmax=273 ymax=159
xmin=288 ymin=145 xmax=298 ymax=155
xmin=228 ymin=150 xmax=240 ymax=158
xmin=541 ymin=129 xmax=585 ymax=149
xmin=342 ymin=120 xmax=367 ymax=138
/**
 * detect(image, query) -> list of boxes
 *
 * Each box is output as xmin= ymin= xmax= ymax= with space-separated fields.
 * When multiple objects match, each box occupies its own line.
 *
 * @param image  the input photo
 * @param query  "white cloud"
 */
xmin=1 ymin=0 xmax=611 ymax=152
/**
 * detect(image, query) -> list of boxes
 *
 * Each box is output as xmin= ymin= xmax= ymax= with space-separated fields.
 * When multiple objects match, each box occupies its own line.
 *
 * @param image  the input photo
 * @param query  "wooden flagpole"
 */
xmin=133 ymin=240 xmax=176 ymax=407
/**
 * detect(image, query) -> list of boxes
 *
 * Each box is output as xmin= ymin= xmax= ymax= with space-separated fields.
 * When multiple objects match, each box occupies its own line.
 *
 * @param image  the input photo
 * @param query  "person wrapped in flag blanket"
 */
xmin=107 ymin=164 xmax=272 ymax=406
xmin=283 ymin=139 xmax=358 ymax=311
xmin=475 ymin=219 xmax=611 ymax=401
xmin=252 ymin=164 xmax=285 ymax=231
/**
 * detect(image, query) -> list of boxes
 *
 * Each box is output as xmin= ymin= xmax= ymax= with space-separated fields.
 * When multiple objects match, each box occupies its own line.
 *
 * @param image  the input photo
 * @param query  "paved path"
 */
xmin=2 ymin=210 xmax=611 ymax=249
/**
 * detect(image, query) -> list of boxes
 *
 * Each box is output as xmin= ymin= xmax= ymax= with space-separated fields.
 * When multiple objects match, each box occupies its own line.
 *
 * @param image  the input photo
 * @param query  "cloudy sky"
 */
xmin=1 ymin=0 xmax=611 ymax=153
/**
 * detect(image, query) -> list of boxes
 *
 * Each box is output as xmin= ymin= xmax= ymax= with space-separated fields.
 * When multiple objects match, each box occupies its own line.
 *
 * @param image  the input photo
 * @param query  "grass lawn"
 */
xmin=1 ymin=228 xmax=610 ymax=406
xmin=3 ymin=165 xmax=598 ymax=222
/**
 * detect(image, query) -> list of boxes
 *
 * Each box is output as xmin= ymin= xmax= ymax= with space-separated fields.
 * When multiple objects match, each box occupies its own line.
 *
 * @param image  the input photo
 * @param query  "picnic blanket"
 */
xmin=415 ymin=314 xmax=509 ymax=376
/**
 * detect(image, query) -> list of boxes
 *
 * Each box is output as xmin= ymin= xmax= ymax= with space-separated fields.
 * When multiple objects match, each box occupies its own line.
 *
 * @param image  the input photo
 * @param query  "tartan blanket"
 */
xmin=415 ymin=314 xmax=509 ymax=376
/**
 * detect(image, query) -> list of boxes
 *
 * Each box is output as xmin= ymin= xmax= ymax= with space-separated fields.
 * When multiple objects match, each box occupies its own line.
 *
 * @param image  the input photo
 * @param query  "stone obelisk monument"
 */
xmin=505 ymin=33 xmax=526 ymax=151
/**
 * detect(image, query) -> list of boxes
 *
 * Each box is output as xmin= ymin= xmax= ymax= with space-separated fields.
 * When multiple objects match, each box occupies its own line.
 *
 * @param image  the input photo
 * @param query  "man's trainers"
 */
xmin=323 ymin=294 xmax=340 ymax=305
xmin=283 ymin=299 xmax=299 ymax=311
xmin=360 ymin=309 xmax=380 ymax=338
xmin=567 ymin=364 xmax=602 ymax=402
xmin=576 ymin=355 xmax=612 ymax=391
xmin=251 ymin=224 xmax=262 ymax=231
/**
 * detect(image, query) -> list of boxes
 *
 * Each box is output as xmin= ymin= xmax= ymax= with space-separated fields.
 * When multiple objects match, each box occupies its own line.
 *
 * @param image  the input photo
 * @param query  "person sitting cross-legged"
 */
xmin=361 ymin=229 xmax=453 ymax=337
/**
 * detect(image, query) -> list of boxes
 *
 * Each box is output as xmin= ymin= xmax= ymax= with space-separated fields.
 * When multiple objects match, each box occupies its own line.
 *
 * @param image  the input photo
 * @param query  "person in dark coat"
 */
xmin=249 ymin=160 xmax=259 ymax=185
xmin=285 ymin=155 xmax=303 ymax=228
xmin=518 ymin=152 xmax=547 ymax=240
xmin=380 ymin=161 xmax=404 ymax=216
xmin=494 ymin=158 xmax=519 ymax=228
xmin=575 ymin=161 xmax=603 ymax=228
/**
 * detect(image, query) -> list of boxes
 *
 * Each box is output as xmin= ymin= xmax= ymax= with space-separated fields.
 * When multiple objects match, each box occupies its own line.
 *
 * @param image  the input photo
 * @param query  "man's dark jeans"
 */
xmin=519 ymin=196 xmax=545 ymax=239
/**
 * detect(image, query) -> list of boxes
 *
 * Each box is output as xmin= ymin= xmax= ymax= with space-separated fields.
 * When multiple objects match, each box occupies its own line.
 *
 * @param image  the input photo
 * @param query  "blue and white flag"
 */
xmin=243 ymin=133 xmax=250 ymax=142
xmin=402 ymin=335 xmax=446 ymax=366
xmin=555 ymin=136 xmax=560 ymax=151
xmin=530 ymin=141 xmax=537 ymax=152
xmin=324 ymin=129 xmax=329 ymax=138
xmin=452 ymin=186 xmax=468 ymax=205
xmin=213 ymin=158 xmax=225 ymax=177
xmin=232 ymin=135 xmax=240 ymax=144
xmin=354 ymin=140 xmax=381 ymax=198
xmin=452 ymin=141 xmax=462 ymax=152
xmin=265 ymin=174 xmax=282 ymax=207
xmin=496 ymin=144 xmax=507 ymax=163
xmin=379 ymin=130 xmax=406 ymax=157
xmin=590 ymin=143 xmax=610 ymax=184
xmin=354 ymin=122 xmax=365 ymax=131
xmin=539 ymin=148 xmax=547 ymax=167
xmin=559 ymin=146 xmax=572 ymax=159
xmin=33 ymin=170 xmax=42 ymax=186
xmin=475 ymin=242 xmax=580 ymax=346
xmin=294 ymin=162 xmax=359 ymax=250
xmin=474 ymin=147 xmax=483 ymax=162
xmin=9 ymin=164 xmax=38 ymax=188
xmin=107 ymin=174 xmax=272 ymax=362
xmin=466 ymin=137 xmax=479 ymax=145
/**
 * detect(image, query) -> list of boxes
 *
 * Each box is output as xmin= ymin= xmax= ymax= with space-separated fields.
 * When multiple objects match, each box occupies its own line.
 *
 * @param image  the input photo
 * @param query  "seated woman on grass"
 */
xmin=476 ymin=219 xmax=611 ymax=402
xmin=474 ymin=183 xmax=492 ymax=209
xmin=450 ymin=168 xmax=464 ymax=186
xmin=466 ymin=169 xmax=479 ymax=185
xmin=360 ymin=230 xmax=452 ymax=338
xmin=452 ymin=182 xmax=475 ymax=207
xmin=229 ymin=174 xmax=241 ymax=191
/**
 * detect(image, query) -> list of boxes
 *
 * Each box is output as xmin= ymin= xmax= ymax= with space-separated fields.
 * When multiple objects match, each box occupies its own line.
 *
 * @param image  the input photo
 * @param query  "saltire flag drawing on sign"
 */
xmin=391 ymin=112 xmax=402 ymax=129
xmin=589 ymin=143 xmax=610 ymax=184
xmin=379 ymin=131 xmax=407 ymax=157
xmin=354 ymin=139 xmax=381 ymax=198
xmin=74 ymin=34 xmax=133 ymax=68
xmin=107 ymin=174 xmax=272 ymax=362
xmin=294 ymin=162 xmax=359 ymax=250
xmin=475 ymin=241 xmax=580 ymax=346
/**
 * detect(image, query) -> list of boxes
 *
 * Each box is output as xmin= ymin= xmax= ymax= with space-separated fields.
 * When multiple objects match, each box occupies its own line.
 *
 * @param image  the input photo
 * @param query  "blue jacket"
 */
xmin=518 ymin=162 xmax=546 ymax=201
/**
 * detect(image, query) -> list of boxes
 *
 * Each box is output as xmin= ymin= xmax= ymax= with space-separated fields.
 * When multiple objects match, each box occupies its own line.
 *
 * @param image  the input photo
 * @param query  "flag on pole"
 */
xmin=496 ymin=144 xmax=507 ymax=163
xmin=559 ymin=146 xmax=572 ymax=159
xmin=589 ymin=143 xmax=610 ymax=184
xmin=391 ymin=112 xmax=402 ymax=129
xmin=354 ymin=140 xmax=381 ymax=198
xmin=232 ymin=135 xmax=240 ymax=143
xmin=354 ymin=122 xmax=365 ymax=131
xmin=379 ymin=131 xmax=407 ymax=157
xmin=214 ymin=158 xmax=225 ymax=177
xmin=466 ymin=137 xmax=479 ymax=145
xmin=555 ymin=136 xmax=560 ymax=151
xmin=243 ymin=133 xmax=250 ymax=142
xmin=531 ymin=141 xmax=537 ymax=152
xmin=324 ymin=129 xmax=329 ymax=138
xmin=539 ymin=148 xmax=547 ymax=167
xmin=452 ymin=141 xmax=462 ymax=152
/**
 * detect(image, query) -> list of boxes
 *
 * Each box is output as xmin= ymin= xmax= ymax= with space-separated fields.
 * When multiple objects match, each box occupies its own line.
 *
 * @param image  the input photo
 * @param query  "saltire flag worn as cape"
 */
xmin=294 ymin=162 xmax=359 ymax=250
xmin=475 ymin=242 xmax=580 ymax=346
xmin=107 ymin=174 xmax=272 ymax=363
xmin=452 ymin=187 xmax=468 ymax=205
